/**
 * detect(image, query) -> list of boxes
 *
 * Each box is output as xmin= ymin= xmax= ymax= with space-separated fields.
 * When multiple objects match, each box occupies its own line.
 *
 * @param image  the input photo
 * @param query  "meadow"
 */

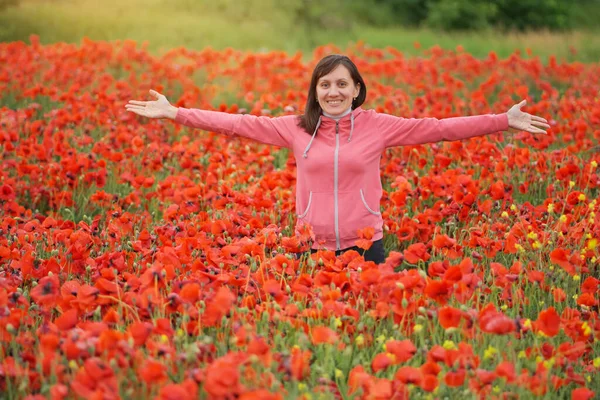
xmin=2 ymin=0 xmax=600 ymax=63
xmin=0 ymin=33 xmax=598 ymax=399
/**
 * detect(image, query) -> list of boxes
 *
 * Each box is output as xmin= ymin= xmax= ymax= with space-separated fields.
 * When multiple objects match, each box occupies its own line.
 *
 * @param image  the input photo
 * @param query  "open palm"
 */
xmin=507 ymin=99 xmax=550 ymax=134
xmin=125 ymin=90 xmax=177 ymax=119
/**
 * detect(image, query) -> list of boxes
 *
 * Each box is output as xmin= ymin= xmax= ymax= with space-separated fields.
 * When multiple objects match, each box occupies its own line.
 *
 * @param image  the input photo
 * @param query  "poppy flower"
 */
xmin=535 ymin=307 xmax=561 ymax=337
xmin=311 ymin=326 xmax=338 ymax=345
xmin=438 ymin=306 xmax=463 ymax=329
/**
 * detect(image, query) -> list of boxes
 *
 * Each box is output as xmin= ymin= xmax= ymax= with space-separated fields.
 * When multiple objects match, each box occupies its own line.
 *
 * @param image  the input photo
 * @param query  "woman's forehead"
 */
xmin=318 ymin=65 xmax=351 ymax=81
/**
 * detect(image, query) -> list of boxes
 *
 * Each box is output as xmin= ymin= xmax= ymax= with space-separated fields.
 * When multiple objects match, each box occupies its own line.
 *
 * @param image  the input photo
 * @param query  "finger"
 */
xmin=531 ymin=120 xmax=551 ymax=129
xmin=525 ymin=126 xmax=548 ymax=135
xmin=125 ymin=104 xmax=146 ymax=110
xmin=517 ymin=99 xmax=527 ymax=108
xmin=149 ymin=89 xmax=162 ymax=98
xmin=530 ymin=115 xmax=548 ymax=123
xmin=128 ymin=100 xmax=147 ymax=106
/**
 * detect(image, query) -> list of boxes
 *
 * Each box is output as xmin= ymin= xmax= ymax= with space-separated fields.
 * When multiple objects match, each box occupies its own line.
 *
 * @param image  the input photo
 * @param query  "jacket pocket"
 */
xmin=360 ymin=189 xmax=381 ymax=215
xmin=338 ymin=189 xmax=381 ymax=240
xmin=297 ymin=191 xmax=313 ymax=218
xmin=297 ymin=191 xmax=335 ymax=240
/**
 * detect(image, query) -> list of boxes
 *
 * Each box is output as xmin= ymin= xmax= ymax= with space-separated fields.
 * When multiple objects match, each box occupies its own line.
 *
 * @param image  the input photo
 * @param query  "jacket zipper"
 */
xmin=334 ymin=121 xmax=340 ymax=250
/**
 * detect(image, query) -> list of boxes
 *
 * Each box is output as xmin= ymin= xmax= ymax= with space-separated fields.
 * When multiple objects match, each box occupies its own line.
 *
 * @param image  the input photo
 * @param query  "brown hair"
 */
xmin=298 ymin=55 xmax=367 ymax=134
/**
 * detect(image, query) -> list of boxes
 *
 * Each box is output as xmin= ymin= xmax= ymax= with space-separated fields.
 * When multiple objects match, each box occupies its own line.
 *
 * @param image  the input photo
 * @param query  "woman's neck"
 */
xmin=323 ymin=107 xmax=352 ymax=120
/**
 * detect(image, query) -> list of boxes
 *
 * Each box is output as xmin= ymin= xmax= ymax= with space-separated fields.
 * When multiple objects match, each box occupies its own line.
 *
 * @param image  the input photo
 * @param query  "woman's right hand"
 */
xmin=125 ymin=89 xmax=178 ymax=120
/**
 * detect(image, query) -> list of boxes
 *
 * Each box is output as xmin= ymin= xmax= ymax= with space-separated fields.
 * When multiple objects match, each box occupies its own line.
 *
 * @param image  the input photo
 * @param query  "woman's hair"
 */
xmin=298 ymin=54 xmax=367 ymax=135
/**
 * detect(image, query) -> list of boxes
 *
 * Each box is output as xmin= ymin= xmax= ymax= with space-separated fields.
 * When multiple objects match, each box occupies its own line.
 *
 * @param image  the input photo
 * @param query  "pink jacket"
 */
xmin=175 ymin=107 xmax=508 ymax=251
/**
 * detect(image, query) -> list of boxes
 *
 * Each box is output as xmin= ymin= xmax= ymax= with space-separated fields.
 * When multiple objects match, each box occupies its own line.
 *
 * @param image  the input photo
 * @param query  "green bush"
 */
xmin=495 ymin=0 xmax=573 ymax=31
xmin=425 ymin=0 xmax=497 ymax=31
xmin=350 ymin=0 xmax=588 ymax=31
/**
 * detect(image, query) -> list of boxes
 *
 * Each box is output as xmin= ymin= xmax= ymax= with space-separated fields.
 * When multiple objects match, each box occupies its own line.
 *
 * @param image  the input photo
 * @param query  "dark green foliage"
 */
xmin=426 ymin=0 xmax=497 ymax=31
xmin=494 ymin=0 xmax=572 ymax=31
xmin=350 ymin=0 xmax=595 ymax=31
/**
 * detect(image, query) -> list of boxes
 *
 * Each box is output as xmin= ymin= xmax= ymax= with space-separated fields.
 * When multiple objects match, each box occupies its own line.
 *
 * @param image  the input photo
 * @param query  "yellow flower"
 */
xmin=355 ymin=335 xmax=364 ymax=346
xmin=543 ymin=357 xmax=555 ymax=369
xmin=573 ymin=275 xmax=581 ymax=281
xmin=413 ymin=324 xmax=423 ymax=334
xmin=443 ymin=340 xmax=457 ymax=350
xmin=547 ymin=203 xmax=555 ymax=213
xmin=532 ymin=241 xmax=542 ymax=249
xmin=593 ymin=357 xmax=600 ymax=368
xmin=334 ymin=317 xmax=342 ymax=328
xmin=484 ymin=345 xmax=498 ymax=360
xmin=591 ymin=160 xmax=598 ymax=169
xmin=578 ymin=193 xmax=586 ymax=201
xmin=501 ymin=304 xmax=508 ymax=311
xmin=569 ymin=181 xmax=575 ymax=188
xmin=298 ymin=383 xmax=307 ymax=392
xmin=523 ymin=319 xmax=532 ymax=329
xmin=386 ymin=353 xmax=397 ymax=363
xmin=69 ymin=360 xmax=78 ymax=370
xmin=582 ymin=322 xmax=592 ymax=336
xmin=518 ymin=350 xmax=527 ymax=359
xmin=160 ymin=334 xmax=169 ymax=343
xmin=587 ymin=238 xmax=597 ymax=250
xmin=335 ymin=369 xmax=344 ymax=379
xmin=510 ymin=204 xmax=517 ymax=212
xmin=501 ymin=211 xmax=509 ymax=218
xmin=376 ymin=334 xmax=386 ymax=344
xmin=559 ymin=215 xmax=567 ymax=223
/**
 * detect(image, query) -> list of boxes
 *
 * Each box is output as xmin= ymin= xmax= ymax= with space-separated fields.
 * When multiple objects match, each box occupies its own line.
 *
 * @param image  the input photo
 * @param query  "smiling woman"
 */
xmin=125 ymin=54 xmax=550 ymax=264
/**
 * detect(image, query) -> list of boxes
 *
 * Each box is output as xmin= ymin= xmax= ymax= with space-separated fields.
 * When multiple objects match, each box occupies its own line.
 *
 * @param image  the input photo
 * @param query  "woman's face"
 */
xmin=316 ymin=64 xmax=360 ymax=116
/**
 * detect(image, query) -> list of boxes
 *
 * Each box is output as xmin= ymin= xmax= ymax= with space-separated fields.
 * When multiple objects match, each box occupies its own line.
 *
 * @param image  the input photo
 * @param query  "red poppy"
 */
xmin=311 ymin=326 xmax=338 ymax=345
xmin=535 ymin=307 xmax=561 ymax=337
xmin=137 ymin=359 xmax=167 ymax=385
xmin=479 ymin=303 xmax=516 ymax=334
xmin=385 ymin=339 xmax=417 ymax=363
xmin=30 ymin=275 xmax=60 ymax=309
xmin=438 ymin=306 xmax=463 ymax=329
xmin=372 ymin=353 xmax=394 ymax=373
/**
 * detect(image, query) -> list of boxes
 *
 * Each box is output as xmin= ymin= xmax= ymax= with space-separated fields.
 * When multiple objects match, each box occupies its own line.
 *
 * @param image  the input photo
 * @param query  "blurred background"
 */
xmin=1 ymin=0 xmax=599 ymax=61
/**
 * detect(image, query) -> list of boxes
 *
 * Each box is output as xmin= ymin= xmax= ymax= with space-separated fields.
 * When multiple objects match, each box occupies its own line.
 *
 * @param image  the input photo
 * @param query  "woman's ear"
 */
xmin=354 ymin=83 xmax=361 ymax=99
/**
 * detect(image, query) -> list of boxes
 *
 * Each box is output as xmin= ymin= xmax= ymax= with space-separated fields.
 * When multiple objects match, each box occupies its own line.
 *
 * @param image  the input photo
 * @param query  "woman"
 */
xmin=125 ymin=54 xmax=550 ymax=264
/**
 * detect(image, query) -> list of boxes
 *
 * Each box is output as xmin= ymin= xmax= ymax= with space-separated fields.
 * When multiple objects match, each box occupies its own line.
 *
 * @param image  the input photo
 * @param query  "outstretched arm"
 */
xmin=125 ymin=90 xmax=296 ymax=148
xmin=379 ymin=99 xmax=550 ymax=149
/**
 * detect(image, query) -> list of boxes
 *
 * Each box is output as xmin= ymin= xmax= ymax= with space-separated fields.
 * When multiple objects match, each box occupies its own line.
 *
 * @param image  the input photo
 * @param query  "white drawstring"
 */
xmin=347 ymin=113 xmax=354 ymax=143
xmin=303 ymin=112 xmax=355 ymax=157
xmin=302 ymin=116 xmax=321 ymax=158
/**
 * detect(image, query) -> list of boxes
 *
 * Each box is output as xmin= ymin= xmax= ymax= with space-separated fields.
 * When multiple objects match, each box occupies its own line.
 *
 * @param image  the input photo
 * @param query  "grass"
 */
xmin=1 ymin=0 xmax=600 ymax=62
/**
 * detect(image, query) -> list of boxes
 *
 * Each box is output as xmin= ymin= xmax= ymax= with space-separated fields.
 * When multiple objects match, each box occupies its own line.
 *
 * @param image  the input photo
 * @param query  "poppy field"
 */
xmin=1 ymin=35 xmax=599 ymax=399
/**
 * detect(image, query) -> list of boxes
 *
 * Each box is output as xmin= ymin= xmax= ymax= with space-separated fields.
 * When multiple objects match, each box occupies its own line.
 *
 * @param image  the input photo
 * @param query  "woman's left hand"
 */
xmin=507 ymin=99 xmax=551 ymax=134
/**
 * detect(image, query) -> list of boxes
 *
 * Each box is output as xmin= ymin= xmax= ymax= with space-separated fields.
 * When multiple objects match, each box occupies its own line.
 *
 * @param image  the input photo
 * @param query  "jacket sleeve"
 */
xmin=376 ymin=112 xmax=509 ymax=149
xmin=175 ymin=108 xmax=297 ymax=149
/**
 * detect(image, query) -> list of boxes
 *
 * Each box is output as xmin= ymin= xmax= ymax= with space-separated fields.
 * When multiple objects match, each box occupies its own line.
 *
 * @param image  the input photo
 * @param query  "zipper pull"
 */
xmin=336 ymin=121 xmax=339 ymax=134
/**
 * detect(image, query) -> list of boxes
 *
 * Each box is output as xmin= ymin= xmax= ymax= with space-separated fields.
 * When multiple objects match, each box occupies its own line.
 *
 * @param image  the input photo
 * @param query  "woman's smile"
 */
xmin=316 ymin=65 xmax=360 ymax=116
